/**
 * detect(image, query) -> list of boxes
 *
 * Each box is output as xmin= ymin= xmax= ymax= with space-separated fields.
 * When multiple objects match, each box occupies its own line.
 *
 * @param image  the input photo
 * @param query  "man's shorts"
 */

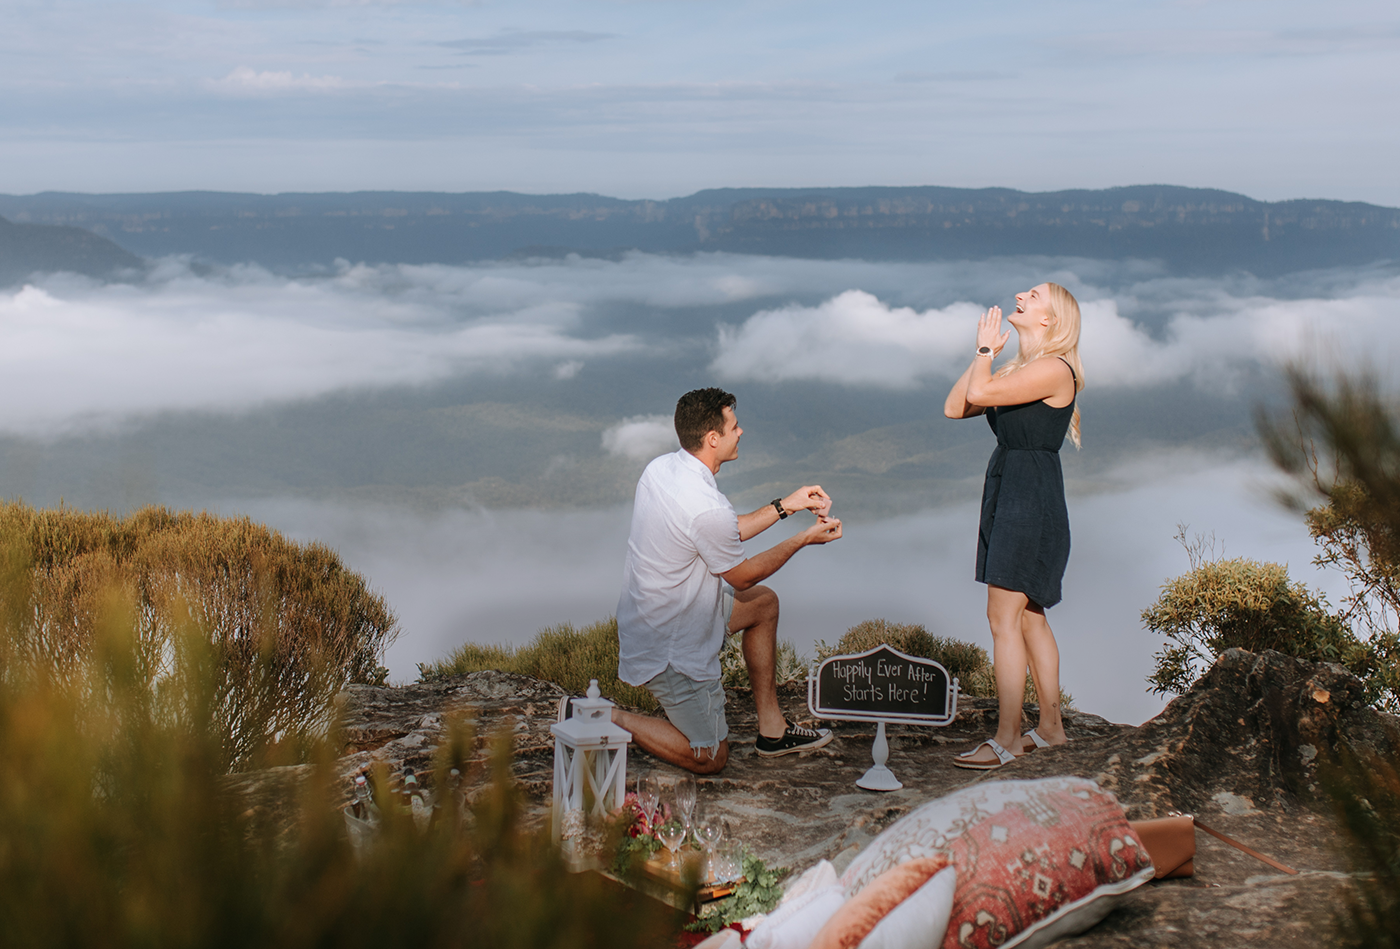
xmin=640 ymin=586 xmax=736 ymax=755
xmin=644 ymin=666 xmax=729 ymax=754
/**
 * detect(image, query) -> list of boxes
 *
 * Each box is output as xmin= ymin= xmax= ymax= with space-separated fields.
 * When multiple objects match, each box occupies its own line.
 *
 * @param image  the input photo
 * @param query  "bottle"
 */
xmin=403 ymin=767 xmax=431 ymax=832
xmin=352 ymin=773 xmax=379 ymax=824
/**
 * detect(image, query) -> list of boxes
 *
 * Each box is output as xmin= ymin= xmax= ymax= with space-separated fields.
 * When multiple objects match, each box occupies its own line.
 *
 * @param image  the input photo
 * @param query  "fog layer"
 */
xmin=1 ymin=252 xmax=1392 ymax=724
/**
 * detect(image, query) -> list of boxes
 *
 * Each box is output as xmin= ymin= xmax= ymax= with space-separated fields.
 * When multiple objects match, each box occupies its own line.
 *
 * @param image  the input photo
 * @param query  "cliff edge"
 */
xmin=227 ymin=648 xmax=1399 ymax=946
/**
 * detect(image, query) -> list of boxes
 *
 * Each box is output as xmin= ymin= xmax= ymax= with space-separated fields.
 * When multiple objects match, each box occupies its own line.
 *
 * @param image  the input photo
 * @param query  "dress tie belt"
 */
xmin=987 ymin=444 xmax=1059 ymax=478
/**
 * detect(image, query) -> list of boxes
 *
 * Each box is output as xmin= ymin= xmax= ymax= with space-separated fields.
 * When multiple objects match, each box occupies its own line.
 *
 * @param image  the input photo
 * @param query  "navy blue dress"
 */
xmin=975 ymin=372 xmax=1075 ymax=608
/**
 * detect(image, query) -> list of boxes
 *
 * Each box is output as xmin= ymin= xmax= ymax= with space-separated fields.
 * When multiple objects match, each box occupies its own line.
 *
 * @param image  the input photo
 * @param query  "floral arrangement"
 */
xmin=610 ymin=792 xmax=670 ymax=876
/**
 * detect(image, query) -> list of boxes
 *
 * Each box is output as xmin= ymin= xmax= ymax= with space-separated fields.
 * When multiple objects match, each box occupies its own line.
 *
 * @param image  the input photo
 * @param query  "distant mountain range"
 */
xmin=2 ymin=184 xmax=1399 ymax=278
xmin=0 ymin=214 xmax=142 ymax=285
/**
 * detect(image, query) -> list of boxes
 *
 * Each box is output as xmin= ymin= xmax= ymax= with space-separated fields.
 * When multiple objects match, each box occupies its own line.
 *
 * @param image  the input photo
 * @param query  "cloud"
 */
xmin=7 ymin=252 xmax=1400 ymax=440
xmin=205 ymin=67 xmax=460 ymax=96
xmin=601 ymin=415 xmax=677 ymax=460
xmin=0 ymin=263 xmax=638 ymax=436
xmin=207 ymin=66 xmax=356 ymax=94
xmin=220 ymin=0 xmax=480 ymax=8
xmin=712 ymin=291 xmax=985 ymax=387
xmin=711 ymin=271 xmax=1400 ymax=390
xmin=438 ymin=30 xmax=619 ymax=56
xmin=241 ymin=452 xmax=1341 ymax=727
xmin=893 ymin=70 xmax=1008 ymax=83
xmin=1060 ymin=25 xmax=1400 ymax=58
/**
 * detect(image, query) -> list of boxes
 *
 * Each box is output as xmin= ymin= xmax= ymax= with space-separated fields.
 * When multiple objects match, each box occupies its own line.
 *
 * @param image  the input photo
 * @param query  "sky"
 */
xmin=3 ymin=0 xmax=1399 ymax=204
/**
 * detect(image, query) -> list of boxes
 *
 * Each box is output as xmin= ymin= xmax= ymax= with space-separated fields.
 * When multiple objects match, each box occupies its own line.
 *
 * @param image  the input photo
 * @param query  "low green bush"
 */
xmin=1142 ymin=554 xmax=1374 ymax=698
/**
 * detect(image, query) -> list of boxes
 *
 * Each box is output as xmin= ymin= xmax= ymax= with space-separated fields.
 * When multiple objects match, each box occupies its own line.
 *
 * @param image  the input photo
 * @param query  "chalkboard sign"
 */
xmin=807 ymin=644 xmax=958 ymax=726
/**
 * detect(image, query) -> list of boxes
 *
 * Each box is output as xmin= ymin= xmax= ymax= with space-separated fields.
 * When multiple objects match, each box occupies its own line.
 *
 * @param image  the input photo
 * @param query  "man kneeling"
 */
xmin=584 ymin=387 xmax=842 ymax=774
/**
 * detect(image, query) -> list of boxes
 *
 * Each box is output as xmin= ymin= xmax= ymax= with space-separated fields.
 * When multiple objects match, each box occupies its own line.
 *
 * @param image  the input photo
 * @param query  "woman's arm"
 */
xmin=966 ymin=356 xmax=1074 ymax=408
xmin=944 ymin=305 xmax=1009 ymax=419
xmin=943 ymin=360 xmax=986 ymax=419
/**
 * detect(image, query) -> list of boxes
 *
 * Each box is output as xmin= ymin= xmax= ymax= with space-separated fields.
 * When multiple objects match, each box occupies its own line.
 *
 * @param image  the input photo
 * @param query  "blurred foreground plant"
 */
xmin=0 ymin=501 xmax=399 ymax=769
xmin=1321 ymin=742 xmax=1400 ymax=948
xmin=0 ymin=582 xmax=684 ymax=947
xmin=1257 ymin=367 xmax=1400 ymax=713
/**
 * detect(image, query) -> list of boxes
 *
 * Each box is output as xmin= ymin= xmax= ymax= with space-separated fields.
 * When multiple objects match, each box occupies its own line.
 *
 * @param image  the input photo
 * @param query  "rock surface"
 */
xmin=225 ymin=649 xmax=1399 ymax=946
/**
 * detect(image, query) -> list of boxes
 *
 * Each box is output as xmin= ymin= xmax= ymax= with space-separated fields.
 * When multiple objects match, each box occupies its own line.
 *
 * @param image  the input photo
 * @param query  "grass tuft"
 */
xmin=420 ymin=616 xmax=660 ymax=711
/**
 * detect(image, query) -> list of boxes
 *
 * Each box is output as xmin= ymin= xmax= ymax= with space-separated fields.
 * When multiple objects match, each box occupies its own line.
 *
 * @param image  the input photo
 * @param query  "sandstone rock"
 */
xmin=224 ymin=650 xmax=1398 ymax=947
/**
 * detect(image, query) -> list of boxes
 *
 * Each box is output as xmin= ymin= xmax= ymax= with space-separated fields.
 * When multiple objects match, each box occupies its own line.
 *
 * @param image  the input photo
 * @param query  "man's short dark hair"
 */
xmin=674 ymin=388 xmax=736 ymax=452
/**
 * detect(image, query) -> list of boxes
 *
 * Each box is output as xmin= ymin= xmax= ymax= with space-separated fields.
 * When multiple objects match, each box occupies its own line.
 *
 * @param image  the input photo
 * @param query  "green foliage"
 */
xmin=0 ymin=589 xmax=684 ymax=948
xmin=0 ymin=501 xmax=398 ymax=770
xmin=1142 ymin=529 xmax=1378 ymax=699
xmin=1320 ymin=740 xmax=1400 ymax=948
xmin=1259 ymin=367 xmax=1400 ymax=713
xmin=420 ymin=616 xmax=660 ymax=711
xmin=1304 ymin=484 xmax=1400 ymax=713
xmin=611 ymin=829 xmax=665 ymax=877
xmin=688 ymin=851 xmax=788 ymax=934
xmin=817 ymin=618 xmax=1073 ymax=709
xmin=719 ymin=633 xmax=807 ymax=690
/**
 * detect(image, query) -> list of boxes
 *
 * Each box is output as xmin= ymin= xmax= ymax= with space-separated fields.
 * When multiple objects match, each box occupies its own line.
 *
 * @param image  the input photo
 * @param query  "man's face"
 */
xmin=714 ymin=405 xmax=742 ymax=463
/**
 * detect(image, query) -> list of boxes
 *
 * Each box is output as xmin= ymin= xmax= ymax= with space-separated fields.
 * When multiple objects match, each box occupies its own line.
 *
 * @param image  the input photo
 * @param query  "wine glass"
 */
xmin=715 ymin=844 xmax=741 ymax=884
xmin=674 ymin=774 xmax=697 ymax=841
xmin=656 ymin=820 xmax=686 ymax=870
xmin=695 ymin=815 xmax=723 ymax=882
xmin=638 ymin=774 xmax=661 ymax=833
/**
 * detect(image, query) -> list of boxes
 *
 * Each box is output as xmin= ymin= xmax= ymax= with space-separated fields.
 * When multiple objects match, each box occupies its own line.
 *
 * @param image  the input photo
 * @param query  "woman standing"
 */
xmin=943 ymin=283 xmax=1084 ymax=770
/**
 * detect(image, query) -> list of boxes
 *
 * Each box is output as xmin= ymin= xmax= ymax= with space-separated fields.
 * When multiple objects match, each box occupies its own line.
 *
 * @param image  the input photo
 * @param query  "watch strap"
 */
xmin=771 ymin=499 xmax=788 ymax=519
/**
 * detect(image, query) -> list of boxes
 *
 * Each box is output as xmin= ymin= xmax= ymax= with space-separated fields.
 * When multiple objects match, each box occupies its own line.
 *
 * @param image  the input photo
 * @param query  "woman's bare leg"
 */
xmin=1020 ymin=605 xmax=1067 ymax=745
xmin=985 ymin=584 xmax=1031 ymax=754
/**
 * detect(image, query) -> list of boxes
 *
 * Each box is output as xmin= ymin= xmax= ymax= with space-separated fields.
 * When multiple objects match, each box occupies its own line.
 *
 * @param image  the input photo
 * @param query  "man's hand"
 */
xmin=722 ymin=515 xmax=843 ymax=590
xmin=738 ymin=485 xmax=835 ymax=541
xmin=781 ymin=485 xmax=831 ymax=517
xmin=802 ymin=516 xmax=842 ymax=545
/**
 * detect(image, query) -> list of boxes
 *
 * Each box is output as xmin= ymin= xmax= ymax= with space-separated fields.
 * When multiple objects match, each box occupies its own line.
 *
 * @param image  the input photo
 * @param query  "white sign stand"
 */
xmin=856 ymin=721 xmax=903 ymax=791
xmin=808 ymin=644 xmax=959 ymax=793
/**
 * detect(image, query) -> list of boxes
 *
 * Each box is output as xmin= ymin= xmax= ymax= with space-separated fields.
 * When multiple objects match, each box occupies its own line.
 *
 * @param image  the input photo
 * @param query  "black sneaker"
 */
xmin=755 ymin=723 xmax=833 ymax=757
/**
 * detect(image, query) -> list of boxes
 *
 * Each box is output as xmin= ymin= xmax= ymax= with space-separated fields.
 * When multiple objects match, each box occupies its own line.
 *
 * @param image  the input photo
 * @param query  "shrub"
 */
xmin=0 ymin=594 xmax=683 ymax=948
xmin=0 ymin=501 xmax=399 ymax=770
xmin=1141 ymin=529 xmax=1374 ymax=698
xmin=1324 ymin=741 xmax=1400 ymax=949
xmin=1303 ymin=485 xmax=1400 ymax=713
xmin=719 ymin=633 xmax=807 ymax=689
xmin=420 ymin=616 xmax=660 ymax=711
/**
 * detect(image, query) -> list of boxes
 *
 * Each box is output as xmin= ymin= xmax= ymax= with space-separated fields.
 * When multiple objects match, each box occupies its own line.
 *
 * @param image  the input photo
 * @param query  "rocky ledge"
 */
xmin=226 ymin=649 xmax=1399 ymax=947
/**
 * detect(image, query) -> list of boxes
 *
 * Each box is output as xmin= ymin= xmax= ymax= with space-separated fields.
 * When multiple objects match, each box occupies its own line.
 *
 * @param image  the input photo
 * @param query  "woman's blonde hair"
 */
xmin=995 ymin=282 xmax=1084 ymax=447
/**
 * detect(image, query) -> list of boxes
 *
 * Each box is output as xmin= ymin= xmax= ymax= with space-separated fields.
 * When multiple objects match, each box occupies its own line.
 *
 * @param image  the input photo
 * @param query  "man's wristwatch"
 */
xmin=771 ymin=499 xmax=788 ymax=519
xmin=977 ymin=346 xmax=993 ymax=357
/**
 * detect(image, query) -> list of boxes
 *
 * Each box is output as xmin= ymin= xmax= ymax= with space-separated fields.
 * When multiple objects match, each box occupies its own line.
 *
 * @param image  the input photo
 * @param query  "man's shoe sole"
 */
xmin=755 ymin=730 xmax=834 ymax=757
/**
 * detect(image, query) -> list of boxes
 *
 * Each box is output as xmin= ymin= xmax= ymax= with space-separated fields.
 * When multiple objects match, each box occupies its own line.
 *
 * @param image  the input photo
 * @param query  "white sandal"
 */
xmin=952 ymin=738 xmax=1018 ymax=770
xmin=1022 ymin=729 xmax=1052 ymax=751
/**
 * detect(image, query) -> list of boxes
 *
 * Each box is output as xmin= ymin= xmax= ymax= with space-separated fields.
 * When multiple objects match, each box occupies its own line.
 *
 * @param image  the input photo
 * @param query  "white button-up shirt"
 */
xmin=616 ymin=449 xmax=747 ymax=685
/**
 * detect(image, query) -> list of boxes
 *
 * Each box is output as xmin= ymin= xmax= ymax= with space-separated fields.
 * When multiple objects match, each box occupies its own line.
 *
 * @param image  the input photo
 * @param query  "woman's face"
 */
xmin=1009 ymin=283 xmax=1054 ymax=336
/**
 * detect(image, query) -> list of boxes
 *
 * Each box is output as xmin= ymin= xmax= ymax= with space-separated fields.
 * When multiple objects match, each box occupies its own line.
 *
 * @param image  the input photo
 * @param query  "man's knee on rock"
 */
xmin=689 ymin=740 xmax=729 ymax=775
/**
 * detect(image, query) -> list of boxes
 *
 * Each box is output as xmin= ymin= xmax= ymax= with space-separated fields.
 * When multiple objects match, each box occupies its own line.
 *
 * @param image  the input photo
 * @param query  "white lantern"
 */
xmin=550 ymin=679 xmax=633 ymax=843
